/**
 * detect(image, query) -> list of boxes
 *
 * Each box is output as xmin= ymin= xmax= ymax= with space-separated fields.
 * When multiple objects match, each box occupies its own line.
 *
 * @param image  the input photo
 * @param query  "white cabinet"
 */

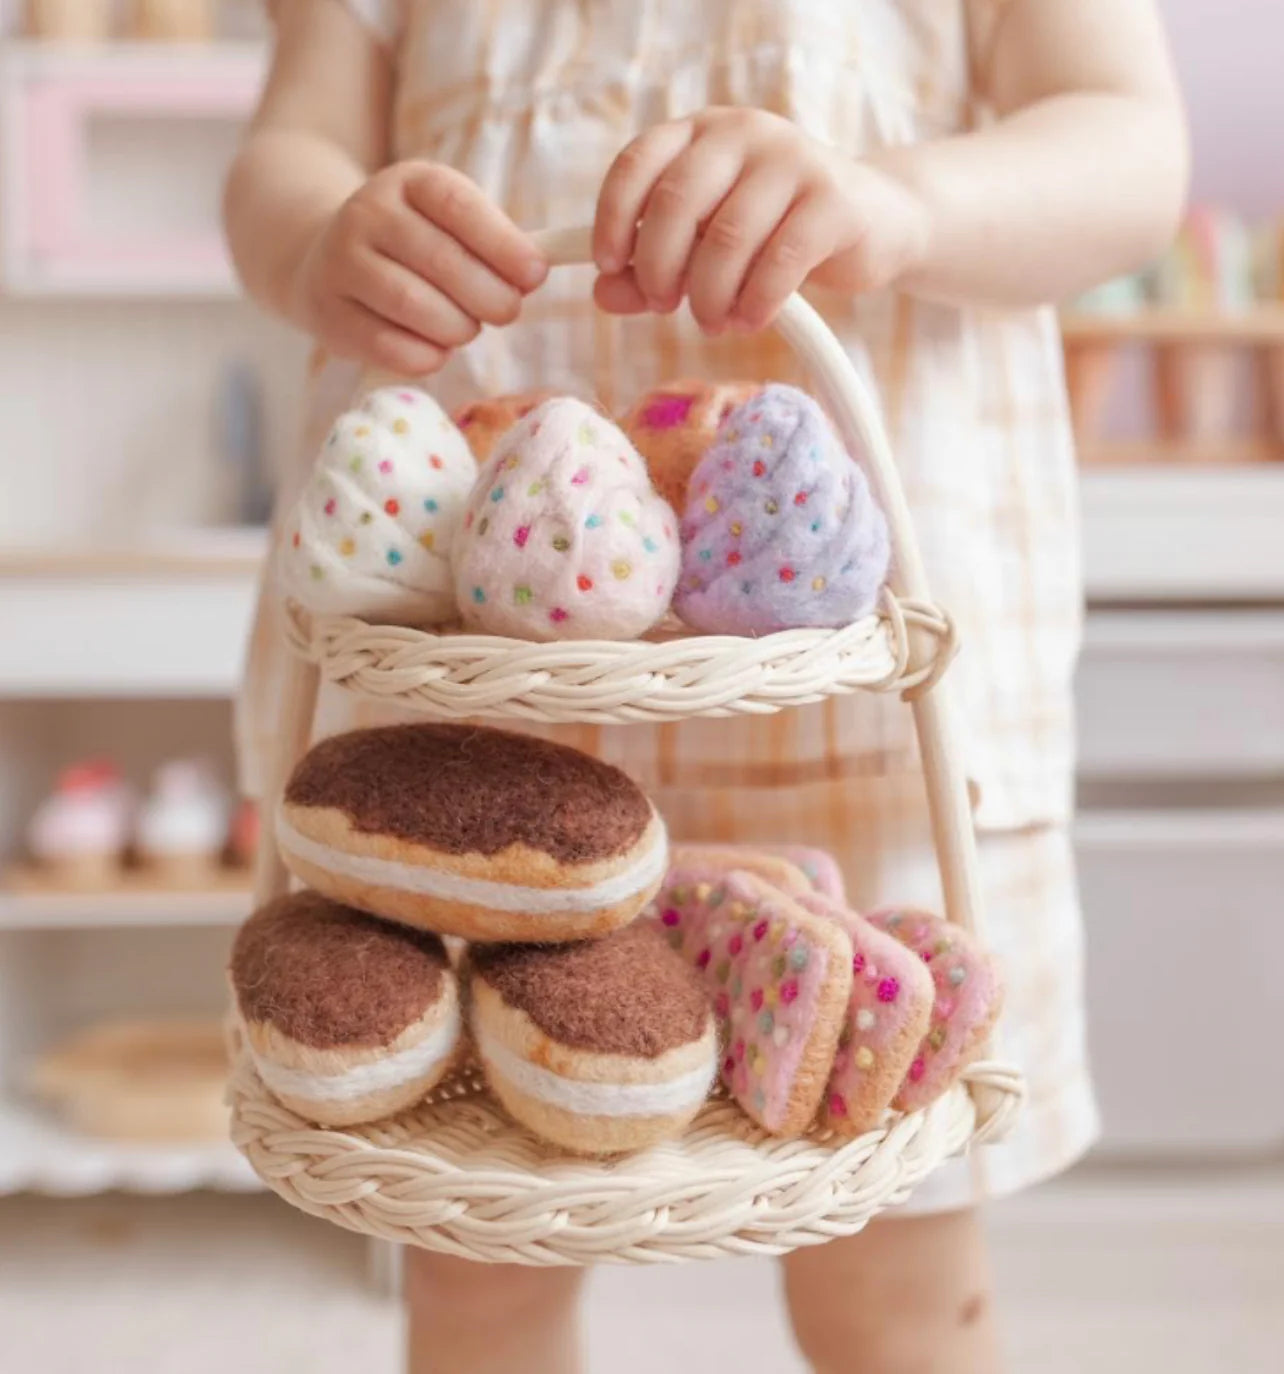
xmin=1077 ymin=810 xmax=1284 ymax=1155
xmin=1076 ymin=468 xmax=1284 ymax=1160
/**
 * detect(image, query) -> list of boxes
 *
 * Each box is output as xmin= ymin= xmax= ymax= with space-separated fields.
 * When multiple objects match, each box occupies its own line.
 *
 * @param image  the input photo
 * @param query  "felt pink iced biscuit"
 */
xmin=762 ymin=846 xmax=846 ymax=902
xmin=866 ymin=907 xmax=1003 ymax=1112
xmin=670 ymin=845 xmax=814 ymax=899
xmin=452 ymin=397 xmax=680 ymax=641
xmin=796 ymin=894 xmax=934 ymax=1134
xmin=674 ymin=384 xmax=891 ymax=636
xmin=651 ymin=867 xmax=852 ymax=1137
xmin=621 ymin=379 xmax=760 ymax=511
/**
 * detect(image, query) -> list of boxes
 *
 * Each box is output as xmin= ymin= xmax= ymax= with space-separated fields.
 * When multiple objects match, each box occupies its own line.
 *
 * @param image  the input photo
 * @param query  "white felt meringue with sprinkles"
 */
xmin=451 ymin=397 xmax=680 ymax=641
xmin=278 ymin=385 xmax=477 ymax=625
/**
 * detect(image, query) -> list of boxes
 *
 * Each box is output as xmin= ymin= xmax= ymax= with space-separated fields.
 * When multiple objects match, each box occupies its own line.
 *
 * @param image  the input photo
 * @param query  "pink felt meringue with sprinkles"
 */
xmin=451 ymin=397 xmax=679 ymax=641
xmin=866 ymin=906 xmax=1004 ymax=1113
xmin=278 ymin=385 xmax=477 ymax=625
xmin=674 ymin=384 xmax=891 ymax=636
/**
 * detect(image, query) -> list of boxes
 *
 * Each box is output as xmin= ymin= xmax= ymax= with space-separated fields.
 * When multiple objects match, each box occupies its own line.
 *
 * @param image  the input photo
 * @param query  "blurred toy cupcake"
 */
xmin=27 ymin=761 xmax=132 ymax=888
xmin=1152 ymin=207 xmax=1254 ymax=445
xmin=135 ymin=760 xmax=230 ymax=885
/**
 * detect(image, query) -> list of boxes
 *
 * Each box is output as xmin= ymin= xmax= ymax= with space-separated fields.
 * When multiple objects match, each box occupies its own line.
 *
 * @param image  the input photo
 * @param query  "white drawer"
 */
xmin=1077 ymin=611 xmax=1284 ymax=777
xmin=1076 ymin=809 xmax=1284 ymax=1156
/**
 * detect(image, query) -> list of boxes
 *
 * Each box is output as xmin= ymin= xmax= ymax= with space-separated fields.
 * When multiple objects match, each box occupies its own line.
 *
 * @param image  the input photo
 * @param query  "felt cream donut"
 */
xmin=276 ymin=723 xmax=668 ymax=943
xmin=278 ymin=384 xmax=477 ymax=625
xmin=675 ymin=384 xmax=891 ymax=635
xmin=621 ymin=379 xmax=760 ymax=511
xmin=469 ymin=924 xmax=717 ymax=1155
xmin=230 ymin=891 xmax=462 ymax=1127
xmin=453 ymin=390 xmax=557 ymax=463
xmin=452 ymin=397 xmax=680 ymax=641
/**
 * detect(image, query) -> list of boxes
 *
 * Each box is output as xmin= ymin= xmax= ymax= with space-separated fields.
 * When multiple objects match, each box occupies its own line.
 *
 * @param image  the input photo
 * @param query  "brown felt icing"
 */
xmin=230 ymin=891 xmax=448 ymax=1049
xmin=472 ymin=924 xmax=710 ymax=1058
xmin=285 ymin=723 xmax=652 ymax=865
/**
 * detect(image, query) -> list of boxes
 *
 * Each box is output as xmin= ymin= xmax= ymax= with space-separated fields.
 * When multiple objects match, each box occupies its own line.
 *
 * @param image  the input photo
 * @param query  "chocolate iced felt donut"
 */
xmin=230 ymin=891 xmax=461 ymax=1127
xmin=469 ymin=924 xmax=717 ymax=1154
xmin=277 ymin=723 xmax=668 ymax=942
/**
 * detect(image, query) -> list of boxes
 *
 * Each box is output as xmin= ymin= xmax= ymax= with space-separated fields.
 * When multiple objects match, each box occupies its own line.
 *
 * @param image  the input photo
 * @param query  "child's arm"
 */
xmin=224 ymin=0 xmax=547 ymax=376
xmin=593 ymin=0 xmax=1187 ymax=332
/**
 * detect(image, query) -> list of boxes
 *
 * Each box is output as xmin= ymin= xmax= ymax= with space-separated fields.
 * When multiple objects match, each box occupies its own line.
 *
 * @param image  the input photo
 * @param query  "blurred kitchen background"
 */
xmin=0 ymin=2 xmax=1281 ymax=1372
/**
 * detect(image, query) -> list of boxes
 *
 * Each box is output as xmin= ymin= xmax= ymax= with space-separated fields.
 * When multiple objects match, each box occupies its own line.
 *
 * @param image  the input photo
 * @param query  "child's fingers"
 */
xmin=375 ymin=213 xmax=524 ymax=327
xmin=631 ymin=138 xmax=745 ymax=310
xmin=687 ymin=171 xmax=797 ymax=333
xmin=350 ymin=250 xmax=481 ymax=348
xmin=403 ymin=163 xmax=548 ymax=291
xmin=593 ymin=121 xmax=695 ymax=274
xmin=326 ymin=297 xmax=447 ymax=377
xmin=732 ymin=193 xmax=835 ymax=330
xmin=592 ymin=271 xmax=650 ymax=315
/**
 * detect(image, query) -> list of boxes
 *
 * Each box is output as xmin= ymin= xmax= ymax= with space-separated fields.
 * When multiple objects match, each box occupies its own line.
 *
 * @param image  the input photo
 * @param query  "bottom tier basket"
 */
xmin=228 ymin=1055 xmax=1023 ymax=1265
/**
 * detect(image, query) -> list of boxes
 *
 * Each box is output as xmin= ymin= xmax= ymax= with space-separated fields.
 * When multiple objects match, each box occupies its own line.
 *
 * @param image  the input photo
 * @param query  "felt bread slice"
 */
xmin=278 ymin=723 xmax=668 ymax=942
xmin=230 ymin=891 xmax=461 ymax=1127
xmin=469 ymin=924 xmax=717 ymax=1155
xmin=651 ymin=867 xmax=853 ymax=1138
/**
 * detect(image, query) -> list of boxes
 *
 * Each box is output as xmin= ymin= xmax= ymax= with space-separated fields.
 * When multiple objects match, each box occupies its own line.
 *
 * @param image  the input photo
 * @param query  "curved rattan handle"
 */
xmin=533 ymin=227 xmax=986 ymax=944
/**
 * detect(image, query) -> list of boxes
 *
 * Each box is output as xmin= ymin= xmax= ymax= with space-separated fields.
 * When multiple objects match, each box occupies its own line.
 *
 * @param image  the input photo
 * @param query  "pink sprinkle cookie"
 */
xmin=797 ymin=894 xmax=934 ymax=1134
xmin=451 ymin=397 xmax=680 ymax=641
xmin=761 ymin=846 xmax=846 ymax=902
xmin=669 ymin=845 xmax=814 ymax=899
xmin=866 ymin=907 xmax=1003 ymax=1112
xmin=651 ymin=867 xmax=852 ymax=1137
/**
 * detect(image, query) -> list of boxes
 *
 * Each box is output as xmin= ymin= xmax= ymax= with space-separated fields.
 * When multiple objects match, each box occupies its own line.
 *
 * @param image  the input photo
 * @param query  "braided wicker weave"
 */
xmin=230 ymin=226 xmax=1024 ymax=1263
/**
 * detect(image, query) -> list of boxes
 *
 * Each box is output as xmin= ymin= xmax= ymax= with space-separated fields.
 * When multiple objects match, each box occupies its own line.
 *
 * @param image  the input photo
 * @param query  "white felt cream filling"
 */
xmin=475 ymin=1026 xmax=715 ymax=1118
xmin=276 ymin=808 xmax=667 ymax=914
xmin=252 ymin=1002 xmax=461 ymax=1103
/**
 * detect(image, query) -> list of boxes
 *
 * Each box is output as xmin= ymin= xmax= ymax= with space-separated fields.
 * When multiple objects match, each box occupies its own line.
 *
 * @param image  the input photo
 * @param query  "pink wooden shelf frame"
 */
xmin=2 ymin=53 xmax=262 ymax=293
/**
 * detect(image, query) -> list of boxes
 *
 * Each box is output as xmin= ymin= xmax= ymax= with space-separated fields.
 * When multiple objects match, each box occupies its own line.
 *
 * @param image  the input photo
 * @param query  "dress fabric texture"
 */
xmin=239 ymin=0 xmax=1098 ymax=1209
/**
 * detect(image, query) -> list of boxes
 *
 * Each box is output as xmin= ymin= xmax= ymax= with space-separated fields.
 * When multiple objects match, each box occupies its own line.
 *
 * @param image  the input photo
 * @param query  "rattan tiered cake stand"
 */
xmin=228 ymin=227 xmax=1025 ymax=1265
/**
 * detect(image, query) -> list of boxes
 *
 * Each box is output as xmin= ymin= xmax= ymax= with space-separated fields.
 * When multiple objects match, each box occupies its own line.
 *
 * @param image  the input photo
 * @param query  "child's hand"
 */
xmin=592 ymin=108 xmax=930 ymax=334
xmin=293 ymin=162 xmax=549 ymax=375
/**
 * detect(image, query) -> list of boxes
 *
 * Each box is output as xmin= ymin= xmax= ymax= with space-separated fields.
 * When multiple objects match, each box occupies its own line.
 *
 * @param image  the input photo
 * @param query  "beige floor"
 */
xmin=1 ymin=1165 xmax=1281 ymax=1373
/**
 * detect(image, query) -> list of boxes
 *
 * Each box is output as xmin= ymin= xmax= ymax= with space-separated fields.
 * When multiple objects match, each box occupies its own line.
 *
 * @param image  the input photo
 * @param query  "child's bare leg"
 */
xmin=781 ymin=1209 xmax=1000 ymax=1374
xmin=405 ymin=1250 xmax=586 ymax=1374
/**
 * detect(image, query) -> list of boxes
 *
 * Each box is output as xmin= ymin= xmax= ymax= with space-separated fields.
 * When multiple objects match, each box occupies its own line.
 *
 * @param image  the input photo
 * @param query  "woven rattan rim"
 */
xmin=228 ymin=1055 xmax=1023 ymax=1265
xmin=283 ymin=589 xmax=957 ymax=723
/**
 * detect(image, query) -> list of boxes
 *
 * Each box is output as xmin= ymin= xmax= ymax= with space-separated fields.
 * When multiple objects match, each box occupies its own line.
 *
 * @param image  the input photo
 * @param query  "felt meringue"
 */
xmin=674 ymin=384 xmax=890 ymax=635
xmin=278 ymin=385 xmax=477 ymax=625
xmin=621 ymin=379 xmax=760 ymax=511
xmin=453 ymin=390 xmax=557 ymax=464
xmin=452 ymin=397 xmax=680 ymax=641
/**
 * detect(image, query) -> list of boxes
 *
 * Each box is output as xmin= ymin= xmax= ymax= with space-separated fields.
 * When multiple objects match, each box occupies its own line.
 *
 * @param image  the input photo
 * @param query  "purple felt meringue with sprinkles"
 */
xmin=674 ymin=384 xmax=890 ymax=636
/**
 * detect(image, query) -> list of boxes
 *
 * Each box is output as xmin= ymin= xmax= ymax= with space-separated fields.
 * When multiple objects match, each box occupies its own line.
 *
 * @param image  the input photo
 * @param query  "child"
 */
xmin=226 ymin=2 xmax=1186 ymax=1370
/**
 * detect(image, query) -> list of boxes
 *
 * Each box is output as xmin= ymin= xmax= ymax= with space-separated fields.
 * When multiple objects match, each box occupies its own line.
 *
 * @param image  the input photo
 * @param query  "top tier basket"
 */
xmin=229 ymin=227 xmax=1024 ymax=1266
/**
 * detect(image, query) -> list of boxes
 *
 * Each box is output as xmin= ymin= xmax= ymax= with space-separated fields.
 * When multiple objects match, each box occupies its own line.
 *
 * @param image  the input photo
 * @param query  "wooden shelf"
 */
xmin=0 ymin=1100 xmax=258 ymax=1195
xmin=1062 ymin=308 xmax=1284 ymax=345
xmin=1079 ymin=438 xmax=1284 ymax=468
xmin=0 ymin=868 xmax=252 ymax=930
